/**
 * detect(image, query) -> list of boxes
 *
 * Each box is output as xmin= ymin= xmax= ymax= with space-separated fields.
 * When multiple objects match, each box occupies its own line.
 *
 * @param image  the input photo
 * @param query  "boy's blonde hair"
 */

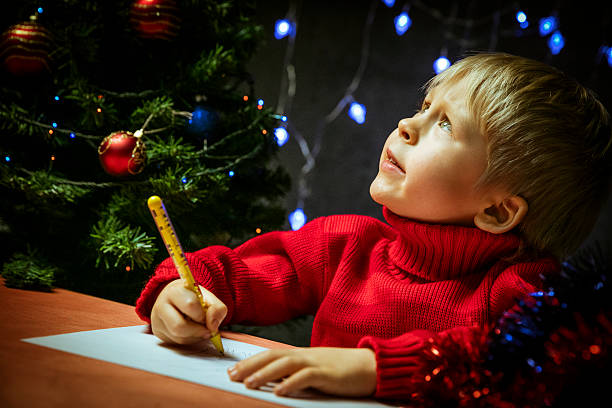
xmin=426 ymin=52 xmax=612 ymax=259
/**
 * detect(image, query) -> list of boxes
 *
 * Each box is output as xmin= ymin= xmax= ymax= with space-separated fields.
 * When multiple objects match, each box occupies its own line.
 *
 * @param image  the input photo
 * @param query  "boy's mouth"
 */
xmin=385 ymin=148 xmax=405 ymax=173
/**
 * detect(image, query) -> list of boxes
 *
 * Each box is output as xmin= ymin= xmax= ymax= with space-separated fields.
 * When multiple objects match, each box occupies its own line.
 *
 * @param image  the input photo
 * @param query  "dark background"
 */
xmin=246 ymin=0 xmax=612 ymax=254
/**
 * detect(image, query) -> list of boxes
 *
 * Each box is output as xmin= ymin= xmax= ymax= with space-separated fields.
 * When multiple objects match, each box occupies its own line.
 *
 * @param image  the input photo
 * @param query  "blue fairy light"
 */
xmin=606 ymin=46 xmax=612 ymax=67
xmin=539 ymin=16 xmax=557 ymax=36
xmin=433 ymin=56 xmax=451 ymax=74
xmin=348 ymin=102 xmax=366 ymax=124
xmin=289 ymin=208 xmax=307 ymax=231
xmin=69 ymin=132 xmax=76 ymax=139
xmin=54 ymin=96 xmax=60 ymax=101
xmin=4 ymin=155 xmax=10 ymax=162
xmin=228 ymin=170 xmax=235 ymax=177
xmin=181 ymin=177 xmax=188 ymax=184
xmin=281 ymin=115 xmax=287 ymax=122
xmin=274 ymin=127 xmax=289 ymax=147
xmin=516 ymin=11 xmax=529 ymax=28
xmin=52 ymin=122 xmax=57 ymax=128
xmin=382 ymin=0 xmax=395 ymax=7
xmin=274 ymin=19 xmax=292 ymax=39
xmin=548 ymin=31 xmax=565 ymax=55
xmin=187 ymin=105 xmax=219 ymax=138
xmin=394 ymin=11 xmax=412 ymax=35
xmin=37 ymin=7 xmax=43 ymax=13
xmin=258 ymin=99 xmax=264 ymax=106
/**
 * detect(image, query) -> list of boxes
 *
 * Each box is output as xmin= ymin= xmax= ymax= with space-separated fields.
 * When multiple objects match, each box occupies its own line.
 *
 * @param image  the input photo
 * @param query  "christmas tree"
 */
xmin=0 ymin=0 xmax=290 ymax=304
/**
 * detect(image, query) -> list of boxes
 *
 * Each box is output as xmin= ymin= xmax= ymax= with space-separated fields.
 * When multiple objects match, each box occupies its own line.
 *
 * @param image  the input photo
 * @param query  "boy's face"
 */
xmin=370 ymin=80 xmax=492 ymax=226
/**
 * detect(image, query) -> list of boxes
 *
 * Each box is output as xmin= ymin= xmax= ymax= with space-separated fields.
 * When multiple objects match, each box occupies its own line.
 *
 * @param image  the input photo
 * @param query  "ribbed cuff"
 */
xmin=357 ymin=330 xmax=433 ymax=399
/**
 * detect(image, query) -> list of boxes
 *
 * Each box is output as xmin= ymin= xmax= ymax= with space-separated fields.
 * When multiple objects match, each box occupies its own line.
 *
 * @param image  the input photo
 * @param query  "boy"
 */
xmin=135 ymin=53 xmax=611 ymax=401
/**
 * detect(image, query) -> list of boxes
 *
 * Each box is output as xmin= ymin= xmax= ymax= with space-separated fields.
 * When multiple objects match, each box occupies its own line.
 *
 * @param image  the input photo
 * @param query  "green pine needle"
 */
xmin=90 ymin=216 xmax=158 ymax=270
xmin=189 ymin=44 xmax=238 ymax=86
xmin=2 ymin=251 xmax=56 ymax=291
xmin=130 ymin=96 xmax=176 ymax=130
xmin=147 ymin=135 xmax=196 ymax=162
xmin=3 ymin=169 xmax=92 ymax=203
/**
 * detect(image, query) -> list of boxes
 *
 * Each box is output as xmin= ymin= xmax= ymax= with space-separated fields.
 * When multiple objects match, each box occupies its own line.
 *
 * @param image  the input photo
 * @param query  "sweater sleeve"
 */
xmin=358 ymin=259 xmax=560 ymax=401
xmin=357 ymin=326 xmax=485 ymax=401
xmin=135 ymin=216 xmax=330 ymax=326
xmin=357 ymin=329 xmax=434 ymax=399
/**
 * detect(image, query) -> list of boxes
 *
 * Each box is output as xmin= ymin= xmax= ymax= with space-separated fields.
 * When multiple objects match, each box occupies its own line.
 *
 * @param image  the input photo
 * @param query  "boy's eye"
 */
xmin=439 ymin=119 xmax=452 ymax=133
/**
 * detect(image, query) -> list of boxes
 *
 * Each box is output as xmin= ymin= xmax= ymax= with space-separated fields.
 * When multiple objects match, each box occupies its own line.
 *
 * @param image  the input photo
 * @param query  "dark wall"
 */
xmin=247 ymin=0 xmax=612 ymax=254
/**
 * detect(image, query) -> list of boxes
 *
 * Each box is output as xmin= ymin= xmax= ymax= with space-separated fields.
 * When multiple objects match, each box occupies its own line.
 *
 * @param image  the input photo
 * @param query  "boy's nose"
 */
xmin=398 ymin=118 xmax=417 ymax=145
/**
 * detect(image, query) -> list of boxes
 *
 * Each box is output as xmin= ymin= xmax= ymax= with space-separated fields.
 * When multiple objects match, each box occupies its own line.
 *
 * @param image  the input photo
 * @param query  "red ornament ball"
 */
xmin=0 ymin=16 xmax=52 ymax=76
xmin=98 ymin=130 xmax=146 ymax=177
xmin=129 ymin=0 xmax=181 ymax=41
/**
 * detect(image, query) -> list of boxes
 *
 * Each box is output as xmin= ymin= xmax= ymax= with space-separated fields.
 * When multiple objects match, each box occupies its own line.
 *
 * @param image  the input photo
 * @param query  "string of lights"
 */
xmin=3 ymin=104 xmax=190 ymax=145
xmin=274 ymin=0 xmax=379 ymax=230
xmin=270 ymin=0 xmax=610 ymax=230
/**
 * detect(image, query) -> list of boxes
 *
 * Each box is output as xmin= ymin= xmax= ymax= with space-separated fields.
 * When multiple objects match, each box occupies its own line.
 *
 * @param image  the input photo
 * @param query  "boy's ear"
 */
xmin=474 ymin=195 xmax=528 ymax=234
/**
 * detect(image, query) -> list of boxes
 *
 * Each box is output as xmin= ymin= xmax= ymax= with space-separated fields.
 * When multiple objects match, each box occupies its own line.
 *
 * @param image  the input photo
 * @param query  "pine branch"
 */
xmin=4 ymin=169 xmax=93 ymax=203
xmin=205 ymin=109 xmax=269 ymax=153
xmin=95 ymin=89 xmax=161 ymax=100
xmin=1 ymin=0 xmax=288 ymax=302
xmin=146 ymin=135 xmax=197 ymax=162
xmin=147 ymin=165 xmax=219 ymax=206
xmin=195 ymin=142 xmax=264 ymax=176
xmin=90 ymin=215 xmax=158 ymax=270
xmin=0 ymin=101 xmax=44 ymax=138
xmin=187 ymin=44 xmax=239 ymax=89
xmin=2 ymin=250 xmax=56 ymax=291
xmin=129 ymin=96 xmax=177 ymax=131
xmin=0 ymin=100 xmax=100 ymax=141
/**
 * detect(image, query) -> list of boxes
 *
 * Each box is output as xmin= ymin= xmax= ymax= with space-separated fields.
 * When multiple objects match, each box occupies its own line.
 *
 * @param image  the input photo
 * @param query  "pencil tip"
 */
xmin=210 ymin=332 xmax=224 ymax=355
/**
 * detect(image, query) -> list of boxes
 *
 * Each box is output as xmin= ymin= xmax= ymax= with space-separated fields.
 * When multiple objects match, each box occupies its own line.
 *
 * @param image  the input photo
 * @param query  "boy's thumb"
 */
xmin=199 ymin=285 xmax=227 ymax=332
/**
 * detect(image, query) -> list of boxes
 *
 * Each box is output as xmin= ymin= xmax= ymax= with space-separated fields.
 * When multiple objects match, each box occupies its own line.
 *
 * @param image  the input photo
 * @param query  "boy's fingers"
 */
xmin=243 ymin=356 xmax=304 ymax=389
xmin=170 ymin=283 xmax=205 ymax=323
xmin=163 ymin=302 xmax=209 ymax=343
xmin=229 ymin=349 xmax=289 ymax=381
xmin=275 ymin=367 xmax=324 ymax=396
xmin=199 ymin=285 xmax=228 ymax=332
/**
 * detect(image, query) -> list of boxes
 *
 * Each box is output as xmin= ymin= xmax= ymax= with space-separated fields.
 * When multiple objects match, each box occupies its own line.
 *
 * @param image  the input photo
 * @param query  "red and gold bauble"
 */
xmin=98 ymin=130 xmax=146 ymax=177
xmin=0 ymin=15 xmax=52 ymax=76
xmin=129 ymin=0 xmax=181 ymax=41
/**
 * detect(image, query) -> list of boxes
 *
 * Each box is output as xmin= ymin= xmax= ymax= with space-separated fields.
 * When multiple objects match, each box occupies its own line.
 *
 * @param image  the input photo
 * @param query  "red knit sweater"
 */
xmin=136 ymin=207 xmax=559 ymax=400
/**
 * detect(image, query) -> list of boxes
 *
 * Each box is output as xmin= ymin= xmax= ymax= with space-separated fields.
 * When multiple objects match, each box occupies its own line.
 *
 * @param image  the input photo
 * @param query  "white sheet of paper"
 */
xmin=23 ymin=325 xmax=393 ymax=408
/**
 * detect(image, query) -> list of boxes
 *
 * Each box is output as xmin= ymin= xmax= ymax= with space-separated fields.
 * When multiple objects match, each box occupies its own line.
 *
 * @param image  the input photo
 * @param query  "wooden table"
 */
xmin=0 ymin=280 xmax=293 ymax=408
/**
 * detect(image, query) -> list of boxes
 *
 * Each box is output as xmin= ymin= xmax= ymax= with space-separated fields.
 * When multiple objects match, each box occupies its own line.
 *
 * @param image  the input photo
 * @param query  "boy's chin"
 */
xmin=369 ymin=179 xmax=384 ymax=206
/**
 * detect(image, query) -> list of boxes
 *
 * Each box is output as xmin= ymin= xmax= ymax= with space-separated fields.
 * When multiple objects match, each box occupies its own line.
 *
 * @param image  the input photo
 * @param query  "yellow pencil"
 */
xmin=147 ymin=195 xmax=224 ymax=355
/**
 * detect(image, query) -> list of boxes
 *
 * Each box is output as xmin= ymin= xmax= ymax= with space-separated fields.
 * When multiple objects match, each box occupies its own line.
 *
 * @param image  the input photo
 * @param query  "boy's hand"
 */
xmin=227 ymin=347 xmax=377 ymax=398
xmin=150 ymin=278 xmax=227 ymax=345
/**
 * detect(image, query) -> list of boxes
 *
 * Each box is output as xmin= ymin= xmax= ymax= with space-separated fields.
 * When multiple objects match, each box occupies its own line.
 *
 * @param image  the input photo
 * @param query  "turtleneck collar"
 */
xmin=382 ymin=207 xmax=522 ymax=281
